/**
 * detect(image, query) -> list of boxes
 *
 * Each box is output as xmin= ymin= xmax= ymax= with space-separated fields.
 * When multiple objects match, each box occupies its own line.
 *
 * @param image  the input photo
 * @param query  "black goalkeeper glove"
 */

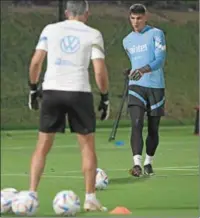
xmin=123 ymin=68 xmax=142 ymax=80
xmin=98 ymin=93 xmax=110 ymax=120
xmin=129 ymin=65 xmax=151 ymax=81
xmin=128 ymin=69 xmax=144 ymax=81
xmin=28 ymin=83 xmax=40 ymax=110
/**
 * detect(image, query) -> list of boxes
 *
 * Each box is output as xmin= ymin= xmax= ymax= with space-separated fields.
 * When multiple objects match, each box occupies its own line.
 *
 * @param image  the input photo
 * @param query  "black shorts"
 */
xmin=128 ymin=85 xmax=165 ymax=116
xmin=39 ymin=90 xmax=96 ymax=134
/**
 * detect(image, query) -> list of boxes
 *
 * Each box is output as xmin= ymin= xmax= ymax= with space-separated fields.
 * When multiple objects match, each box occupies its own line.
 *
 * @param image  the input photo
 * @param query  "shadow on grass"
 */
xmin=109 ymin=175 xmax=150 ymax=185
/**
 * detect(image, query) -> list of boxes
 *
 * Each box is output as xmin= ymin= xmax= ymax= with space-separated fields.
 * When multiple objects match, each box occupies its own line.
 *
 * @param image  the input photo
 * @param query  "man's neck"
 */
xmin=68 ymin=16 xmax=85 ymax=23
xmin=134 ymin=25 xmax=148 ymax=33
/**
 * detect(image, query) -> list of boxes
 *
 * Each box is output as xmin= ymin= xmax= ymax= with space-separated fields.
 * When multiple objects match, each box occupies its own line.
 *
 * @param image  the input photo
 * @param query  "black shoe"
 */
xmin=129 ymin=165 xmax=143 ymax=177
xmin=144 ymin=164 xmax=154 ymax=176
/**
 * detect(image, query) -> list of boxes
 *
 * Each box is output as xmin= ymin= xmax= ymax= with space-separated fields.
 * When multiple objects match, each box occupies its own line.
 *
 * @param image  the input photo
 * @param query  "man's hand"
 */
xmin=129 ymin=65 xmax=152 ymax=80
xmin=98 ymin=93 xmax=110 ymax=120
xmin=129 ymin=69 xmax=144 ymax=81
xmin=28 ymin=83 xmax=40 ymax=110
xmin=125 ymin=65 xmax=151 ymax=81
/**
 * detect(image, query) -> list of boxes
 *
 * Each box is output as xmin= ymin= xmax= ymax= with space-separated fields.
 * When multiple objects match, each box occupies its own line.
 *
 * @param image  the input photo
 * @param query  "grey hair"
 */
xmin=66 ymin=0 xmax=89 ymax=16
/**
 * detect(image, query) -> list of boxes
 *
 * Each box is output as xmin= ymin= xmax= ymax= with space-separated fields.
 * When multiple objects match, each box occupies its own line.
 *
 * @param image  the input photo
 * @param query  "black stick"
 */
xmin=108 ymin=76 xmax=128 ymax=141
xmin=58 ymin=0 xmax=64 ymax=21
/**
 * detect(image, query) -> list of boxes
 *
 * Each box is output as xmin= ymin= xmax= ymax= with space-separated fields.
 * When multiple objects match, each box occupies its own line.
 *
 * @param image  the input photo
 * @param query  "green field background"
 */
xmin=1 ymin=126 xmax=199 ymax=217
xmin=1 ymin=4 xmax=199 ymax=130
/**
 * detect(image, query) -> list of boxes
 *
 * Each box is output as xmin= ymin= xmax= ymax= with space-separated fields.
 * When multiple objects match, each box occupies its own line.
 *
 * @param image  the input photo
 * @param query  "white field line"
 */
xmin=63 ymin=165 xmax=199 ymax=174
xmin=0 ymin=125 xmax=194 ymax=135
xmin=150 ymin=173 xmax=199 ymax=178
xmin=1 ymin=166 xmax=199 ymax=179
xmin=1 ymin=174 xmax=84 ymax=179
xmin=1 ymin=144 xmax=78 ymax=150
xmin=1 ymin=173 xmax=198 ymax=179
xmin=1 ymin=141 xmax=198 ymax=151
xmin=44 ymin=165 xmax=198 ymax=174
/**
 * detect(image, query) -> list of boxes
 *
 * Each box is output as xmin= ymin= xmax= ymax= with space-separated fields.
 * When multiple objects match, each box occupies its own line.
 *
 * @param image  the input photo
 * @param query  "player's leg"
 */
xmin=129 ymin=105 xmax=145 ymax=177
xmin=67 ymin=92 xmax=106 ymax=211
xmin=78 ymin=134 xmax=106 ymax=211
xmin=29 ymin=132 xmax=55 ymax=191
xmin=128 ymin=85 xmax=147 ymax=177
xmin=77 ymin=133 xmax=97 ymax=195
xmin=78 ymin=133 xmax=106 ymax=211
xmin=29 ymin=91 xmax=66 ymax=192
xmin=144 ymin=116 xmax=161 ymax=175
xmin=144 ymin=88 xmax=165 ymax=175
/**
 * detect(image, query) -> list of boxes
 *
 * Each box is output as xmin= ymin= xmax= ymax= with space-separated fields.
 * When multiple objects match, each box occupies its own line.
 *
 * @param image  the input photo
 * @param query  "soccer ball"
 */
xmin=12 ymin=191 xmax=39 ymax=216
xmin=1 ymin=188 xmax=18 ymax=214
xmin=53 ymin=190 xmax=80 ymax=216
xmin=95 ymin=168 xmax=109 ymax=190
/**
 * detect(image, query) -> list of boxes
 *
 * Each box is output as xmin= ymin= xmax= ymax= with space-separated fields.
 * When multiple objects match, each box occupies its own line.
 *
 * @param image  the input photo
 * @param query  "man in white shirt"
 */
xmin=28 ymin=0 xmax=109 ymax=212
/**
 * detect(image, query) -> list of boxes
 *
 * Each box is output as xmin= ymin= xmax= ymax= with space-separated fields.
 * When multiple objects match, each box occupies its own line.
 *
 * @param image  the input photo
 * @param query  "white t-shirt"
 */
xmin=36 ymin=20 xmax=105 ymax=92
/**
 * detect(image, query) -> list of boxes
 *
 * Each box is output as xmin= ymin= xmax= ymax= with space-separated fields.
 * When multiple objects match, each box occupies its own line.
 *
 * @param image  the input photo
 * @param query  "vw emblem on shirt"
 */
xmin=60 ymin=36 xmax=80 ymax=54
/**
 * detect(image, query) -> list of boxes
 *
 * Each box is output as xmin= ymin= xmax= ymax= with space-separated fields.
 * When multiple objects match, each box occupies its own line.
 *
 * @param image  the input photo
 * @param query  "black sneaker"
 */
xmin=129 ymin=165 xmax=143 ymax=177
xmin=144 ymin=164 xmax=154 ymax=176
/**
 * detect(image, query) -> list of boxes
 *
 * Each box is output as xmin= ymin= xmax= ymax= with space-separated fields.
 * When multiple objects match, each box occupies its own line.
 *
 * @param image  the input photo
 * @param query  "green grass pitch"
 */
xmin=1 ymin=126 xmax=199 ymax=217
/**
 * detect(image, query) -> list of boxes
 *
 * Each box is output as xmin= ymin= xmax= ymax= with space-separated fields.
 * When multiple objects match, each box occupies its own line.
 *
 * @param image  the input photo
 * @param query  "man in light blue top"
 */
xmin=123 ymin=3 xmax=166 ymax=177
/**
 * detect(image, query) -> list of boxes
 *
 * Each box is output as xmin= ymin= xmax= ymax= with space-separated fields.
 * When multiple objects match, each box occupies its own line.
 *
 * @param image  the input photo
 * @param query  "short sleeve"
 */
xmin=35 ymin=25 xmax=49 ymax=52
xmin=91 ymin=31 xmax=105 ymax=59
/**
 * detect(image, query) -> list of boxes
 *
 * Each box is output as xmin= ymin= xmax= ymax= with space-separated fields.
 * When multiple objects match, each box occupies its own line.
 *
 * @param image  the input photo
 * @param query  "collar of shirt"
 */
xmin=65 ymin=20 xmax=84 ymax=25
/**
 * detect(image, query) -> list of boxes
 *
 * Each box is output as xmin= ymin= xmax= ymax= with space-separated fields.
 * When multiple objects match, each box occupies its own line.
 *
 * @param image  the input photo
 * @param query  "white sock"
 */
xmin=133 ymin=155 xmax=142 ymax=167
xmin=144 ymin=154 xmax=153 ymax=165
xmin=85 ymin=193 xmax=96 ymax=201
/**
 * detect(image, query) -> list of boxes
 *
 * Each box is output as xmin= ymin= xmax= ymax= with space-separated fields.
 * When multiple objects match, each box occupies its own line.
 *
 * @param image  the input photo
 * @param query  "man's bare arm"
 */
xmin=92 ymin=58 xmax=110 ymax=120
xmin=92 ymin=58 xmax=109 ymax=94
xmin=28 ymin=49 xmax=46 ymax=110
xmin=29 ymin=50 xmax=46 ymax=84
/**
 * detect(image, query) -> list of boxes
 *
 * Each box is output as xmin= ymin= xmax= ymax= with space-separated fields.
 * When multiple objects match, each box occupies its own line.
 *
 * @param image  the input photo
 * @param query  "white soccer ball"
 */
xmin=95 ymin=168 xmax=109 ymax=190
xmin=1 ymin=188 xmax=18 ymax=214
xmin=53 ymin=190 xmax=80 ymax=216
xmin=12 ymin=191 xmax=39 ymax=216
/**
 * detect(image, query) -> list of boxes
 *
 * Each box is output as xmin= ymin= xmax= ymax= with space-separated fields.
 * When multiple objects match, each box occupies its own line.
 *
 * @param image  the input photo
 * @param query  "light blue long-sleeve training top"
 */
xmin=123 ymin=25 xmax=166 ymax=88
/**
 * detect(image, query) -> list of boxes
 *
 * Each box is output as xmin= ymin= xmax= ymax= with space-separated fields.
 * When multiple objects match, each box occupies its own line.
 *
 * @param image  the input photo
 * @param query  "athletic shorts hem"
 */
xmin=128 ymin=102 xmax=146 ymax=108
xmin=70 ymin=129 xmax=95 ymax=135
xmin=39 ymin=128 xmax=65 ymax=134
